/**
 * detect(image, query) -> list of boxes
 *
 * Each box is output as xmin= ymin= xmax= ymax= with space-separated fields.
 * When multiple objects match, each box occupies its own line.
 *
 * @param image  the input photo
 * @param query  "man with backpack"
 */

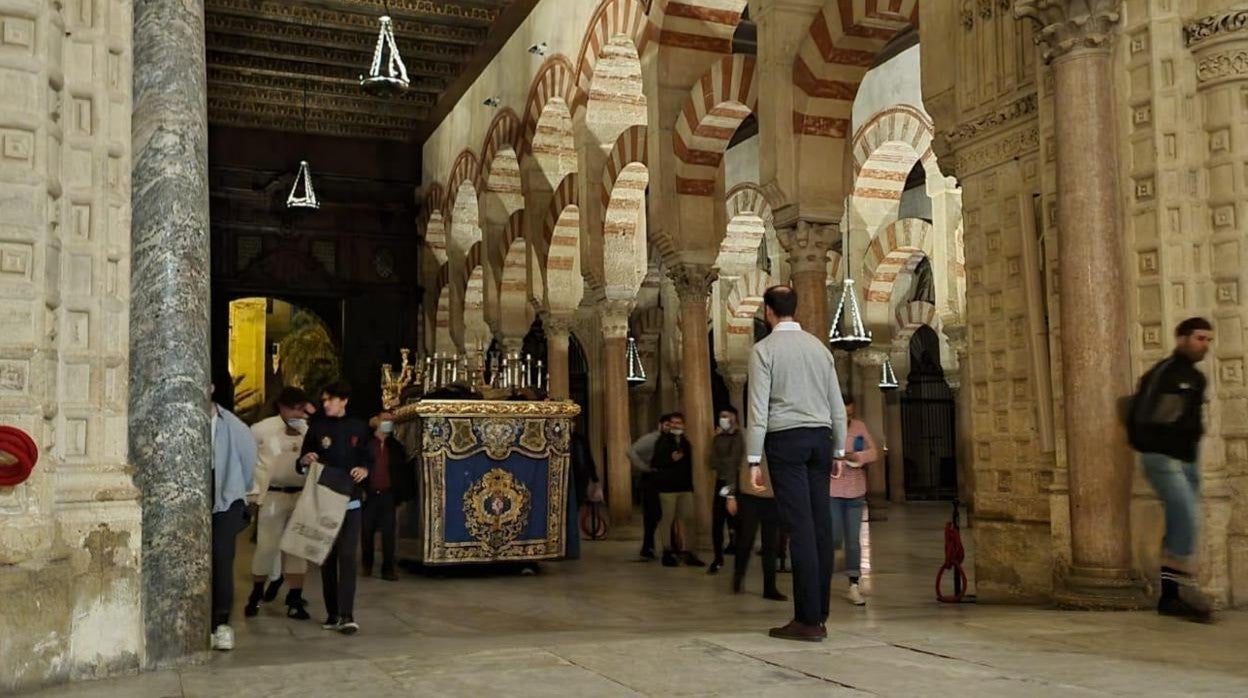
xmin=1128 ymin=317 xmax=1214 ymax=622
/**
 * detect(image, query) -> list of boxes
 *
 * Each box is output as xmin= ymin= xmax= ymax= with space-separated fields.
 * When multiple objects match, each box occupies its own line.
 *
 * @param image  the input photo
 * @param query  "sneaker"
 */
xmin=1158 ymin=595 xmax=1213 ymax=623
xmin=337 ymin=616 xmax=360 ymax=635
xmin=763 ymin=590 xmax=788 ymax=602
xmin=846 ymin=583 xmax=866 ymax=606
xmin=286 ymin=599 xmax=311 ymax=621
xmin=210 ymin=624 xmax=234 ymax=651
xmin=244 ymin=585 xmax=264 ymax=617
xmin=661 ymin=552 xmax=679 ymax=567
xmin=321 ymin=616 xmax=341 ymax=630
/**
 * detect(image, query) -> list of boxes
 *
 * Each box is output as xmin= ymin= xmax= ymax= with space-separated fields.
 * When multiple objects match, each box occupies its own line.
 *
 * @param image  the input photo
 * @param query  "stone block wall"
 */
xmin=0 ymin=0 xmax=141 ymax=691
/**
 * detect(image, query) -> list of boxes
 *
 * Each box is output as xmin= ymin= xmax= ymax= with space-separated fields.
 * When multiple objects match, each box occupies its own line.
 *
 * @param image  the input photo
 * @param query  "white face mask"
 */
xmin=718 ymin=417 xmax=732 ymax=431
xmin=380 ymin=421 xmax=394 ymax=434
xmin=669 ymin=428 xmax=684 ymax=437
xmin=285 ymin=417 xmax=307 ymax=431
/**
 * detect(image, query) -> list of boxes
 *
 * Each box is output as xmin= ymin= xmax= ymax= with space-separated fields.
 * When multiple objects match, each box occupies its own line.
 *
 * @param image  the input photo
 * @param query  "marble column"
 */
xmin=670 ymin=263 xmax=718 ymax=545
xmin=544 ymin=314 xmax=574 ymax=400
xmin=131 ymin=0 xmax=213 ymax=665
xmin=778 ymin=221 xmax=834 ymax=342
xmin=1017 ymin=0 xmax=1138 ymax=606
xmin=854 ymin=349 xmax=889 ymax=520
xmin=601 ymin=301 xmax=634 ymax=524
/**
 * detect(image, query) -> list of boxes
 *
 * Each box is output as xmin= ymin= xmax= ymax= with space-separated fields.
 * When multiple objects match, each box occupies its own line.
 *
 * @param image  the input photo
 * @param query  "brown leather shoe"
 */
xmin=768 ymin=620 xmax=824 ymax=642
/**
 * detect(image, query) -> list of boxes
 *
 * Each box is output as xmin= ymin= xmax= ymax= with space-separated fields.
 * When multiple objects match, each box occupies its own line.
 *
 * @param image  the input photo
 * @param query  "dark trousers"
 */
xmin=711 ymin=479 xmax=732 ymax=562
xmin=361 ymin=490 xmax=396 ymax=574
xmin=641 ymin=476 xmax=661 ymax=553
xmin=211 ymin=499 xmax=246 ymax=628
xmin=765 ymin=427 xmax=834 ymax=626
xmin=323 ymin=507 xmax=362 ymax=619
xmin=734 ymin=494 xmax=780 ymax=594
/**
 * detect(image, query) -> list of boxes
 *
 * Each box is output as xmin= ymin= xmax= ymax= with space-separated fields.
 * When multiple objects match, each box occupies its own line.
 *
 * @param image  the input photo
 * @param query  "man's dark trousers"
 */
xmin=211 ymin=499 xmax=247 ymax=628
xmin=764 ymin=427 xmax=834 ymax=626
xmin=361 ymin=490 xmax=397 ymax=575
xmin=641 ymin=474 xmax=661 ymax=554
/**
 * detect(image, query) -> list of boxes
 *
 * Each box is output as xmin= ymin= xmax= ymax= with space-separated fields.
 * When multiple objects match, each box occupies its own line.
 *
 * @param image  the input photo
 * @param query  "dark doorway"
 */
xmin=901 ymin=325 xmax=957 ymax=500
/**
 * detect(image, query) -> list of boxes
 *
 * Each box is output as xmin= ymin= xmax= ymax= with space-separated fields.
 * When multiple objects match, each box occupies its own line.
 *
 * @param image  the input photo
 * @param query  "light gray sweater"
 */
xmin=745 ymin=322 xmax=847 ymax=461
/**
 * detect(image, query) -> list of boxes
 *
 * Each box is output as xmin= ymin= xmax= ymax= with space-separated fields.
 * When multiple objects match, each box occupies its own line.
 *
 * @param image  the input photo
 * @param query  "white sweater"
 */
xmin=745 ymin=321 xmax=847 ymax=461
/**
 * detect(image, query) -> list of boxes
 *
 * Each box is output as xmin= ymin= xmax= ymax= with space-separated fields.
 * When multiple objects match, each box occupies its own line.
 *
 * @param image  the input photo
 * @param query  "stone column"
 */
xmin=632 ymin=333 xmax=660 ymax=436
xmin=722 ymin=367 xmax=748 ymax=418
xmin=778 ymin=221 xmax=834 ymax=342
xmin=544 ymin=314 xmax=574 ymax=400
xmin=669 ymin=263 xmax=718 ymax=544
xmin=600 ymin=301 xmax=634 ymax=524
xmin=1016 ymin=0 xmax=1137 ymax=606
xmin=854 ymin=349 xmax=889 ymax=520
xmin=946 ymin=328 xmax=975 ymax=518
xmin=885 ymin=345 xmax=908 ymax=504
xmin=131 ymin=0 xmax=213 ymax=664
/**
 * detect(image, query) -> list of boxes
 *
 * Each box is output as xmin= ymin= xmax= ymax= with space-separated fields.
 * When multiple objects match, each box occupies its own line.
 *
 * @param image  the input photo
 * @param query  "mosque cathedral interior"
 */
xmin=4 ymin=0 xmax=1248 ymax=693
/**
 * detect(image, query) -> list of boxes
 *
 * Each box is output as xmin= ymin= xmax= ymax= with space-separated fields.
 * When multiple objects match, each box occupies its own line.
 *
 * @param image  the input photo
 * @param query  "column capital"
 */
xmin=1015 ymin=0 xmax=1122 ymax=63
xmin=777 ymin=220 xmax=836 ymax=274
xmin=542 ymin=312 xmax=576 ymax=337
xmin=852 ymin=347 xmax=889 ymax=368
xmin=666 ymin=263 xmax=718 ymax=303
xmin=599 ymin=299 xmax=634 ymax=339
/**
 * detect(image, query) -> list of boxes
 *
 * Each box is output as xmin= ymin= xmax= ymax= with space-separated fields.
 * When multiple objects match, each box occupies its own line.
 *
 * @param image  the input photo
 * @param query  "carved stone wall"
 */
xmin=0 ymin=0 xmax=142 ymax=691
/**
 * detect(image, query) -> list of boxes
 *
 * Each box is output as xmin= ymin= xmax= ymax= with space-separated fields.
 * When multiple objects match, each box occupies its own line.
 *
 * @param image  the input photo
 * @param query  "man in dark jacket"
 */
xmin=362 ymin=410 xmax=410 ymax=581
xmin=651 ymin=412 xmax=705 ymax=568
xmin=708 ymin=406 xmax=742 ymax=574
xmin=299 ymin=380 xmax=372 ymax=634
xmin=1128 ymin=317 xmax=1213 ymax=622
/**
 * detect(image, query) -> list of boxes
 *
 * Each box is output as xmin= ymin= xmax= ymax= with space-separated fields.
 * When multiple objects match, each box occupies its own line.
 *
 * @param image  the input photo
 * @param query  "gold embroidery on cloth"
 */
xmin=519 ymin=419 xmax=547 ymax=453
xmin=462 ymin=468 xmax=532 ymax=554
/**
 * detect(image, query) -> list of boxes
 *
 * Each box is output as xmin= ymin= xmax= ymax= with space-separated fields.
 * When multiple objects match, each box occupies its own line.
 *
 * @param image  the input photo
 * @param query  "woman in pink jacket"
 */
xmin=830 ymin=395 xmax=878 ymax=606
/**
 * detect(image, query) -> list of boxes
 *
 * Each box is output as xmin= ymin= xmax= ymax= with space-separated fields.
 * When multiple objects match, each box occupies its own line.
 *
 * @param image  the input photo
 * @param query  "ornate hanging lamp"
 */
xmin=360 ymin=7 xmax=410 ymax=97
xmin=286 ymin=84 xmax=320 ymax=210
xmin=626 ymin=336 xmax=647 ymax=386
xmin=829 ymin=221 xmax=871 ymax=352
xmin=878 ymin=355 xmax=899 ymax=391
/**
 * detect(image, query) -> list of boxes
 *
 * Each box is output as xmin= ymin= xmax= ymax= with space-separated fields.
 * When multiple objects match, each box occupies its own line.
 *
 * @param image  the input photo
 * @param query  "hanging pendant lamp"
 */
xmin=626 ymin=336 xmax=647 ymax=386
xmin=361 ymin=11 xmax=410 ymax=97
xmin=829 ymin=218 xmax=871 ymax=351
xmin=286 ymin=83 xmax=320 ymax=210
xmin=878 ymin=355 xmax=899 ymax=391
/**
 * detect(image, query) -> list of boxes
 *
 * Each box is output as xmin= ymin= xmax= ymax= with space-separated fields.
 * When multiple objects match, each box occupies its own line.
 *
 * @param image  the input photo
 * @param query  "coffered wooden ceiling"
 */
xmin=205 ymin=0 xmax=533 ymax=142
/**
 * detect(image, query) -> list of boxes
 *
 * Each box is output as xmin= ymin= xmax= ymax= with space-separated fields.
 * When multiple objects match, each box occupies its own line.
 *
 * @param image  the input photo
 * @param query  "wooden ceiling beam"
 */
xmin=204 ymin=0 xmax=492 ymax=43
xmin=207 ymin=51 xmax=447 ymax=93
xmin=209 ymin=82 xmax=429 ymax=119
xmin=208 ymin=105 xmax=414 ymax=141
xmin=206 ymin=32 xmax=460 ymax=79
xmin=206 ymin=66 xmax=434 ymax=107
xmin=205 ymin=13 xmax=476 ymax=61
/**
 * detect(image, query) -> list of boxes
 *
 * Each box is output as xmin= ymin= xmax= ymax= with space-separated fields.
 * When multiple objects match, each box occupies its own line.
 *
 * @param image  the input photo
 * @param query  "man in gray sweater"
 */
xmin=745 ymin=285 xmax=847 ymax=642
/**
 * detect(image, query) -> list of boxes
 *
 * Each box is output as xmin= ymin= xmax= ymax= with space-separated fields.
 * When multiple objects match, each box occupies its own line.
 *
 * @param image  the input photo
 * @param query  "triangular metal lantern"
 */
xmin=361 ymin=15 xmax=410 ymax=97
xmin=626 ymin=336 xmax=647 ymax=386
xmin=286 ymin=160 xmax=320 ymax=210
xmin=829 ymin=277 xmax=872 ymax=352
xmin=878 ymin=355 xmax=899 ymax=391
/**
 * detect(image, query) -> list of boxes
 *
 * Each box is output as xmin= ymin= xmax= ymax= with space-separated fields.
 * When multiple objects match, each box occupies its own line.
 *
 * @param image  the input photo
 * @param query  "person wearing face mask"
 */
xmin=630 ymin=414 xmax=670 ymax=559
xmin=708 ymin=406 xmax=742 ymax=574
xmin=361 ymin=410 xmax=409 ymax=581
xmin=245 ymin=387 xmax=315 ymax=620
xmin=650 ymin=412 xmax=705 ymax=567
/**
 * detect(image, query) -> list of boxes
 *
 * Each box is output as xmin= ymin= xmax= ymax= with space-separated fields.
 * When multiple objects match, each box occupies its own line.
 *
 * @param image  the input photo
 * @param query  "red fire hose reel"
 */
xmin=0 ymin=426 xmax=38 ymax=487
xmin=936 ymin=499 xmax=972 ymax=603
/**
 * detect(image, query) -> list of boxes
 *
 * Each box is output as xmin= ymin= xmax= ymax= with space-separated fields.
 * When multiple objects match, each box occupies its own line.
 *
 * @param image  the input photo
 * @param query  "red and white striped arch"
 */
xmin=862 ymin=217 xmax=931 ymax=306
xmin=792 ymin=0 xmax=917 ymax=141
xmin=543 ymin=173 xmax=584 ymax=312
xmin=717 ymin=183 xmax=772 ymax=278
xmin=425 ymin=210 xmax=448 ymax=266
xmin=725 ymin=268 xmax=776 ymax=321
xmin=599 ymin=124 xmax=649 ymax=211
xmin=478 ymin=109 xmax=525 ymax=222
xmin=522 ymin=55 xmax=576 ymax=158
xmin=499 ymin=225 xmax=533 ymax=340
xmin=422 ymin=182 xmax=445 ymax=226
xmin=445 ymin=149 xmax=480 ymax=220
xmin=433 ymin=282 xmax=453 ymax=354
xmin=650 ymin=0 xmax=747 ymax=54
xmin=673 ymin=54 xmax=758 ymax=196
xmin=573 ymin=0 xmax=652 ymax=114
xmin=894 ymin=299 xmax=938 ymax=344
xmin=852 ymin=104 xmax=935 ymax=180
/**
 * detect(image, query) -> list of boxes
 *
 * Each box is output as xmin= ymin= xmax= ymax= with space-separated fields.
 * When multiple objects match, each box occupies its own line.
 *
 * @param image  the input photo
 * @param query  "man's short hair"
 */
xmin=322 ymin=380 xmax=352 ymax=400
xmin=658 ymin=413 xmax=671 ymax=425
xmin=763 ymin=285 xmax=798 ymax=318
xmin=276 ymin=386 xmax=311 ymax=409
xmin=843 ymin=394 xmax=855 ymax=406
xmin=720 ymin=405 xmax=738 ymax=417
xmin=668 ymin=411 xmax=685 ymax=421
xmin=1176 ymin=317 xmax=1212 ymax=337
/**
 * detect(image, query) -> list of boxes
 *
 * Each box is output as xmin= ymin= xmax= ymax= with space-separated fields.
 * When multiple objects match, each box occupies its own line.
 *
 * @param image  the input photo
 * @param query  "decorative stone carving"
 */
xmin=667 ymin=263 xmax=718 ymax=303
xmin=599 ymin=299 xmax=633 ymax=339
xmin=1014 ymin=0 xmax=1122 ymax=63
xmin=542 ymin=312 xmax=575 ymax=338
xmin=1195 ymin=49 xmax=1248 ymax=86
xmin=943 ymin=93 xmax=1039 ymax=147
xmin=776 ymin=221 xmax=835 ymax=274
xmin=955 ymin=126 xmax=1041 ymax=177
xmin=1185 ymin=7 xmax=1248 ymax=47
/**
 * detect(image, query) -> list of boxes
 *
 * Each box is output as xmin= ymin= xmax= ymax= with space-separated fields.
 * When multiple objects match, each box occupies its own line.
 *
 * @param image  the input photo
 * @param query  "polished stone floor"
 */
xmin=27 ymin=503 xmax=1248 ymax=697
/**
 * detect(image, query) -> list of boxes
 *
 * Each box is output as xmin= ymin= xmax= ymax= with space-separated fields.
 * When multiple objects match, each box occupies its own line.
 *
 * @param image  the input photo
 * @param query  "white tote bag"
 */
xmin=280 ymin=461 xmax=350 ymax=565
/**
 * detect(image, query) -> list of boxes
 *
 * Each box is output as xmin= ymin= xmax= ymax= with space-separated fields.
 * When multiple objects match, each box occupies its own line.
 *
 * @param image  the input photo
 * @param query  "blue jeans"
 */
xmin=1140 ymin=453 xmax=1200 ymax=564
xmin=830 ymin=496 xmax=865 ymax=578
